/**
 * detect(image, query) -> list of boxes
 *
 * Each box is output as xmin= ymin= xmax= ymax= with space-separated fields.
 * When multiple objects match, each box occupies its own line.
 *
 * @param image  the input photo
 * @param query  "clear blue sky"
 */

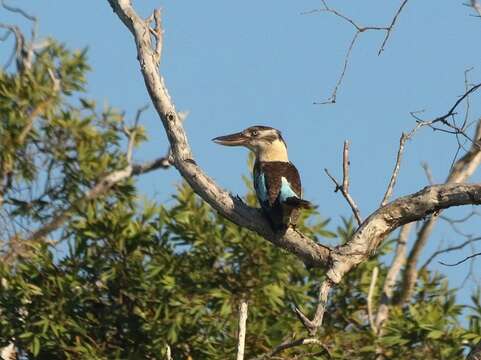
xmin=2 ymin=1 xmax=481 ymax=307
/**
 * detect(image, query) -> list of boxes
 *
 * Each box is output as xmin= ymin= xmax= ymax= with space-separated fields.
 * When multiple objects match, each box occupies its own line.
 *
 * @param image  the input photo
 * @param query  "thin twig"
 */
xmin=306 ymin=0 xmax=409 ymax=104
xmin=316 ymin=32 xmax=359 ymax=104
xmin=413 ymin=83 xmax=481 ymax=148
xmin=462 ymin=67 xmax=474 ymax=130
xmin=1 ymin=0 xmax=36 ymax=22
xmin=294 ymin=279 xmax=333 ymax=335
xmin=439 ymin=251 xmax=481 ymax=267
xmin=124 ymin=105 xmax=149 ymax=164
xmin=342 ymin=140 xmax=350 ymax=192
xmin=324 ymin=168 xmax=362 ymax=226
xmin=422 ymin=236 xmax=481 ymax=270
xmin=324 ymin=141 xmax=362 ymax=225
xmin=421 ymin=162 xmax=435 ymax=185
xmin=380 ymin=122 xmax=423 ymax=206
xmin=378 ymin=0 xmax=409 ymax=55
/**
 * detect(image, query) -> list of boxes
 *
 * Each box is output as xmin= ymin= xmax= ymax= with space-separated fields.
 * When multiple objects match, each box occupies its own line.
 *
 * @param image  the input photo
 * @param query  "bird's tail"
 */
xmin=284 ymin=197 xmax=312 ymax=209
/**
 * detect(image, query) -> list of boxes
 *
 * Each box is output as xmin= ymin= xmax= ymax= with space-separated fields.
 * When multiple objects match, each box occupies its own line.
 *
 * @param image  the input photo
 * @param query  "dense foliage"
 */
xmin=1 ymin=35 xmax=480 ymax=360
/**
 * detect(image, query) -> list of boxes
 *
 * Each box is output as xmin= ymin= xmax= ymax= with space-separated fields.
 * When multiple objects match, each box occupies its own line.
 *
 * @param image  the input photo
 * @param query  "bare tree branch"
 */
xmin=3 ymin=135 xmax=171 ymax=263
xmin=397 ymin=118 xmax=481 ymax=306
xmin=106 ymin=0 xmax=481 ymax=338
xmin=106 ymin=0 xmax=333 ymax=270
xmin=0 ymin=1 xmax=37 ymax=73
xmin=237 ymin=301 xmax=248 ymax=360
xmin=378 ymin=0 xmax=409 ymax=55
xmin=376 ymin=224 xmax=411 ymax=324
xmin=294 ymin=279 xmax=332 ymax=335
xmin=305 ymin=0 xmax=409 ymax=104
xmin=24 ymin=156 xmax=169 ymax=243
xmin=298 ymin=182 xmax=481 ymax=334
xmin=439 ymin=251 xmax=481 ymax=267
xmin=381 ymin=123 xmax=424 ymax=206
xmin=367 ymin=266 xmax=379 ymax=333
xmin=412 ymin=84 xmax=481 ymax=147
xmin=1 ymin=0 xmax=36 ymax=22
xmin=421 ymin=236 xmax=481 ymax=270
xmin=374 ymin=223 xmax=412 ymax=360
xmin=324 ymin=141 xmax=362 ymax=226
xmin=421 ymin=162 xmax=435 ymax=185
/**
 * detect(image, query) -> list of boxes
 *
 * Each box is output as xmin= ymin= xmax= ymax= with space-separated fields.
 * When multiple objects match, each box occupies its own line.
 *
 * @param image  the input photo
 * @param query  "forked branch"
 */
xmin=305 ymin=0 xmax=410 ymax=104
xmin=324 ymin=140 xmax=362 ymax=226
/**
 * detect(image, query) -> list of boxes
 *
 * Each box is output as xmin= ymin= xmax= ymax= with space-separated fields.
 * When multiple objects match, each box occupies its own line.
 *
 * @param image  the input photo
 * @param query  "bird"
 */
xmin=212 ymin=125 xmax=311 ymax=231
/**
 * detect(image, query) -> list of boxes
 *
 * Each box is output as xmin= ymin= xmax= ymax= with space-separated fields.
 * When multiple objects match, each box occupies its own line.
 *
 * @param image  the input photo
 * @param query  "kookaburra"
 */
xmin=213 ymin=125 xmax=311 ymax=231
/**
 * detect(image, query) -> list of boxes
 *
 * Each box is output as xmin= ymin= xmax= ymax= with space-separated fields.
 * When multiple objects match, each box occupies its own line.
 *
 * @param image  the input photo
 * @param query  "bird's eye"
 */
xmin=251 ymin=130 xmax=258 ymax=137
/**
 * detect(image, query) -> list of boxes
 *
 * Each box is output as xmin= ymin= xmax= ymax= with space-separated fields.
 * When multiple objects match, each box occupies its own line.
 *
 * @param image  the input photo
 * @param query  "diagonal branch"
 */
xmin=295 ymin=182 xmax=481 ymax=334
xmin=107 ymin=0 xmax=332 ymax=269
xmin=378 ymin=0 xmax=409 ymax=55
xmin=306 ymin=0 xmax=409 ymax=104
xmin=106 ymin=0 xmax=481 ymax=338
xmin=374 ymin=223 xmax=412 ymax=335
xmin=0 ymin=0 xmax=38 ymax=72
xmin=396 ymin=118 xmax=481 ymax=306
xmin=421 ymin=236 xmax=481 ymax=269
xmin=25 ymin=157 xmax=169 ymax=244
xmin=3 ymin=134 xmax=171 ymax=263
xmin=380 ymin=122 xmax=423 ymax=206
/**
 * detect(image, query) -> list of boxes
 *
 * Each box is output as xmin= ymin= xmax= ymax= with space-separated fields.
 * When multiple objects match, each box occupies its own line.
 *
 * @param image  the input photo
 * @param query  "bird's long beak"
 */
xmin=212 ymin=131 xmax=248 ymax=146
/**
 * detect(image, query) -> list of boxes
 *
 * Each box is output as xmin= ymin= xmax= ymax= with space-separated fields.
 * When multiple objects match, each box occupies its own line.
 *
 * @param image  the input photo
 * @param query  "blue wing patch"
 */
xmin=279 ymin=177 xmax=299 ymax=203
xmin=254 ymin=171 xmax=269 ymax=203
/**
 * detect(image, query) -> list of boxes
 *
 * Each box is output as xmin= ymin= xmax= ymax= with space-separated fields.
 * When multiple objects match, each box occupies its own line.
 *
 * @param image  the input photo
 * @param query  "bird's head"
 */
xmin=212 ymin=125 xmax=288 ymax=162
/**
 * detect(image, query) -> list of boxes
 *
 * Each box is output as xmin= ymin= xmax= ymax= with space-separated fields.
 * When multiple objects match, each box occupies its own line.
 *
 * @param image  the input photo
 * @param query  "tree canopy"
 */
xmin=1 ymin=2 xmax=481 ymax=360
